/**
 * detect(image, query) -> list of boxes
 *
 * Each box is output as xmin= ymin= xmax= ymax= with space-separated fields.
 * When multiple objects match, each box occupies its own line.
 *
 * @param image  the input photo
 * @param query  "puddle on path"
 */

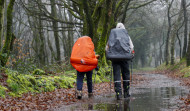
xmin=55 ymin=74 xmax=189 ymax=111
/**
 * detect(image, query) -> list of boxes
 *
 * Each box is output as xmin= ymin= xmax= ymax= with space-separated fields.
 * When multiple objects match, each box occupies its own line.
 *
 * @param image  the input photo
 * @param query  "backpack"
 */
xmin=106 ymin=28 xmax=133 ymax=60
xmin=70 ymin=36 xmax=98 ymax=72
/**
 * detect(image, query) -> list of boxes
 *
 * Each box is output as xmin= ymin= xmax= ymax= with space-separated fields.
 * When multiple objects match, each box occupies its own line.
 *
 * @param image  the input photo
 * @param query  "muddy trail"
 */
xmin=55 ymin=73 xmax=190 ymax=111
xmin=0 ymin=73 xmax=190 ymax=111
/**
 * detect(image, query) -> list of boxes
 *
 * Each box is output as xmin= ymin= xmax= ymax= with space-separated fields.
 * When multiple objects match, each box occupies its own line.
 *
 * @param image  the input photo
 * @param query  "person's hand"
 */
xmin=132 ymin=50 xmax=135 ymax=54
xmin=95 ymin=55 xmax=100 ymax=59
xmin=131 ymin=50 xmax=135 ymax=59
xmin=95 ymin=66 xmax=99 ymax=71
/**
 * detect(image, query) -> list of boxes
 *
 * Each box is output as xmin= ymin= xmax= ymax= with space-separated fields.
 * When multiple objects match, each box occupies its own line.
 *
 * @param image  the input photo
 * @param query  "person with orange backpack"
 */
xmin=70 ymin=36 xmax=99 ymax=99
xmin=106 ymin=23 xmax=134 ymax=100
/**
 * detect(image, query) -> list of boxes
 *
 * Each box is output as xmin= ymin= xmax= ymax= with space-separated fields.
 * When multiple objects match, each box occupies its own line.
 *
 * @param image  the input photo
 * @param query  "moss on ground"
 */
xmin=0 ymin=67 xmax=110 ymax=98
xmin=2 ymin=68 xmax=76 ymax=97
xmin=156 ymin=58 xmax=190 ymax=78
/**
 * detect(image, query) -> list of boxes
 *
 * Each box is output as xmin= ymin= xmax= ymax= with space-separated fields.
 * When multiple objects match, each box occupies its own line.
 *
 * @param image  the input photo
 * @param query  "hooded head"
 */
xmin=116 ymin=23 xmax=125 ymax=29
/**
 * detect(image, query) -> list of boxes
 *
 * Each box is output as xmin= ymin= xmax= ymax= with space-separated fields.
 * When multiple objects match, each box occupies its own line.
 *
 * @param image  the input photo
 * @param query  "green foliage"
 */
xmin=4 ymin=69 xmax=75 ymax=97
xmin=92 ymin=66 xmax=111 ymax=83
xmin=13 ymin=58 xmax=37 ymax=74
xmin=156 ymin=62 xmax=170 ymax=70
xmin=92 ymin=73 xmax=102 ymax=83
xmin=0 ymin=53 xmax=9 ymax=66
xmin=169 ymin=58 xmax=186 ymax=71
xmin=0 ymin=85 xmax=7 ymax=98
xmin=180 ymin=67 xmax=190 ymax=78
xmin=33 ymin=69 xmax=46 ymax=75
xmin=1 ymin=66 xmax=112 ymax=98
xmin=64 ymin=70 xmax=76 ymax=78
xmin=157 ymin=58 xmax=190 ymax=78
xmin=6 ymin=70 xmax=37 ymax=97
xmin=9 ymin=56 xmax=72 ymax=75
xmin=43 ymin=62 xmax=73 ymax=73
xmin=0 ymin=67 xmax=6 ymax=72
xmin=184 ymin=73 xmax=190 ymax=78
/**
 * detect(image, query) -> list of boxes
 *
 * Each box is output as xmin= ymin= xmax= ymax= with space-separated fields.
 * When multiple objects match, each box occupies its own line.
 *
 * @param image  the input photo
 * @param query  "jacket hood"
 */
xmin=116 ymin=23 xmax=125 ymax=29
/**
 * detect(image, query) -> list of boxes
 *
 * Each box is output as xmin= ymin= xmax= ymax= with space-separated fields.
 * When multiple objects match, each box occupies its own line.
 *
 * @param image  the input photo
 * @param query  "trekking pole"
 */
xmin=75 ymin=71 xmax=78 ymax=98
xmin=110 ymin=66 xmax=113 ymax=95
xmin=131 ymin=60 xmax=133 ymax=83
xmin=93 ymin=70 xmax=97 ymax=92
xmin=130 ymin=59 xmax=133 ymax=97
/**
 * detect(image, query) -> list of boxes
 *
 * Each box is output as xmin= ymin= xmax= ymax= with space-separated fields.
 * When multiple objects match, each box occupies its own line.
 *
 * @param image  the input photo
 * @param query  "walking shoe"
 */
xmin=88 ymin=93 xmax=94 ymax=98
xmin=76 ymin=90 xmax=82 ymax=99
xmin=116 ymin=92 xmax=122 ymax=100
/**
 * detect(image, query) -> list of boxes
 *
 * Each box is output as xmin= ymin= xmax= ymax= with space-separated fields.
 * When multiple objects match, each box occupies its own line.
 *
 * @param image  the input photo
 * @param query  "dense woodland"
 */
xmin=0 ymin=1 xmax=190 ymax=109
xmin=0 ymin=0 xmax=190 ymax=70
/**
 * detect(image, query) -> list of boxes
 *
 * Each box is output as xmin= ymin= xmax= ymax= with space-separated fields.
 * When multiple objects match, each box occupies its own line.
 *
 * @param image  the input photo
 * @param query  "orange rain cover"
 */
xmin=70 ymin=36 xmax=98 ymax=72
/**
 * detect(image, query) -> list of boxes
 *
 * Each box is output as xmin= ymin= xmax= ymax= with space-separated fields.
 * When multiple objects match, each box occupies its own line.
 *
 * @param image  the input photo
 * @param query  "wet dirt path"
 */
xmin=55 ymin=73 xmax=190 ymax=111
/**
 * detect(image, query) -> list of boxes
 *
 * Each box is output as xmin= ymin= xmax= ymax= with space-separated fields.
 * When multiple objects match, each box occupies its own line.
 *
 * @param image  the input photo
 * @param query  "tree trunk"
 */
xmin=67 ymin=0 xmax=74 ymax=61
xmin=165 ymin=0 xmax=174 ymax=65
xmin=82 ymin=0 xmax=94 ymax=39
xmin=176 ymin=18 xmax=184 ymax=60
xmin=47 ymin=31 xmax=55 ymax=64
xmin=187 ymin=33 xmax=190 ymax=66
xmin=97 ymin=0 xmax=113 ymax=67
xmin=0 ymin=0 xmax=15 ymax=66
xmin=170 ymin=0 xmax=183 ymax=65
xmin=28 ymin=16 xmax=40 ymax=65
xmin=57 ymin=5 xmax=68 ymax=61
xmin=159 ymin=32 xmax=165 ymax=65
xmin=121 ymin=0 xmax=131 ymax=23
xmin=38 ymin=15 xmax=46 ymax=65
xmin=0 ymin=0 xmax=5 ymax=49
xmin=154 ymin=43 xmax=158 ymax=67
xmin=50 ymin=0 xmax=61 ymax=64
xmin=182 ymin=0 xmax=188 ymax=58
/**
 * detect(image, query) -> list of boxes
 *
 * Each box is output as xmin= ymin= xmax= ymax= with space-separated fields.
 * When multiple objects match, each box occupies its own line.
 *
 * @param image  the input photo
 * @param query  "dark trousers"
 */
xmin=112 ymin=60 xmax=130 ymax=92
xmin=77 ymin=70 xmax=93 ymax=93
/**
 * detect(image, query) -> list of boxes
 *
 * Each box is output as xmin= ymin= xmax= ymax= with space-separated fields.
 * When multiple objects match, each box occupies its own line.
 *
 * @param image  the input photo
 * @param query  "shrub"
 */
xmin=33 ymin=69 xmax=46 ymax=75
xmin=0 ymin=85 xmax=7 ymax=98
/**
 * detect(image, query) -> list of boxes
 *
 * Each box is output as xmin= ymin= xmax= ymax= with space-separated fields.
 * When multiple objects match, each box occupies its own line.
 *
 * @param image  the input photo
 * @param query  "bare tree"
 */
xmin=182 ymin=0 xmax=188 ymax=57
xmin=50 ymin=0 xmax=61 ymax=64
xmin=187 ymin=33 xmax=190 ymax=66
xmin=165 ymin=0 xmax=174 ymax=65
xmin=170 ymin=0 xmax=183 ymax=65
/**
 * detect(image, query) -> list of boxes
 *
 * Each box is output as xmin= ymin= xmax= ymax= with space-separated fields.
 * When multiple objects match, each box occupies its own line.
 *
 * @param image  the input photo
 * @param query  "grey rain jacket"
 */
xmin=106 ymin=28 xmax=133 ymax=60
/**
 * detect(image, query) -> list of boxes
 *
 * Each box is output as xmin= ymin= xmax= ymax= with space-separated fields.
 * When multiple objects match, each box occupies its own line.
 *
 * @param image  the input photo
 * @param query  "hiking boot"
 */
xmin=114 ymin=82 xmax=122 ymax=100
xmin=124 ymin=90 xmax=130 ymax=98
xmin=76 ymin=90 xmax=82 ymax=99
xmin=116 ymin=92 xmax=122 ymax=100
xmin=88 ymin=93 xmax=94 ymax=98
xmin=123 ymin=81 xmax=130 ymax=98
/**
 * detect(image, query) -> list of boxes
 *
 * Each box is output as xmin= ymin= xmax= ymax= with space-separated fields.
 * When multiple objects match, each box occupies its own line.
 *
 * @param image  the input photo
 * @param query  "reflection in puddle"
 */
xmin=67 ymin=87 xmax=188 ymax=111
xmin=69 ymin=99 xmax=130 ymax=111
xmin=56 ymin=74 xmax=189 ymax=111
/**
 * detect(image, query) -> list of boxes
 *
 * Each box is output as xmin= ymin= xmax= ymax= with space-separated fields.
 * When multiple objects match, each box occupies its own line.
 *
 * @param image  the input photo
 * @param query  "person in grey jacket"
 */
xmin=106 ymin=23 xmax=134 ymax=100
